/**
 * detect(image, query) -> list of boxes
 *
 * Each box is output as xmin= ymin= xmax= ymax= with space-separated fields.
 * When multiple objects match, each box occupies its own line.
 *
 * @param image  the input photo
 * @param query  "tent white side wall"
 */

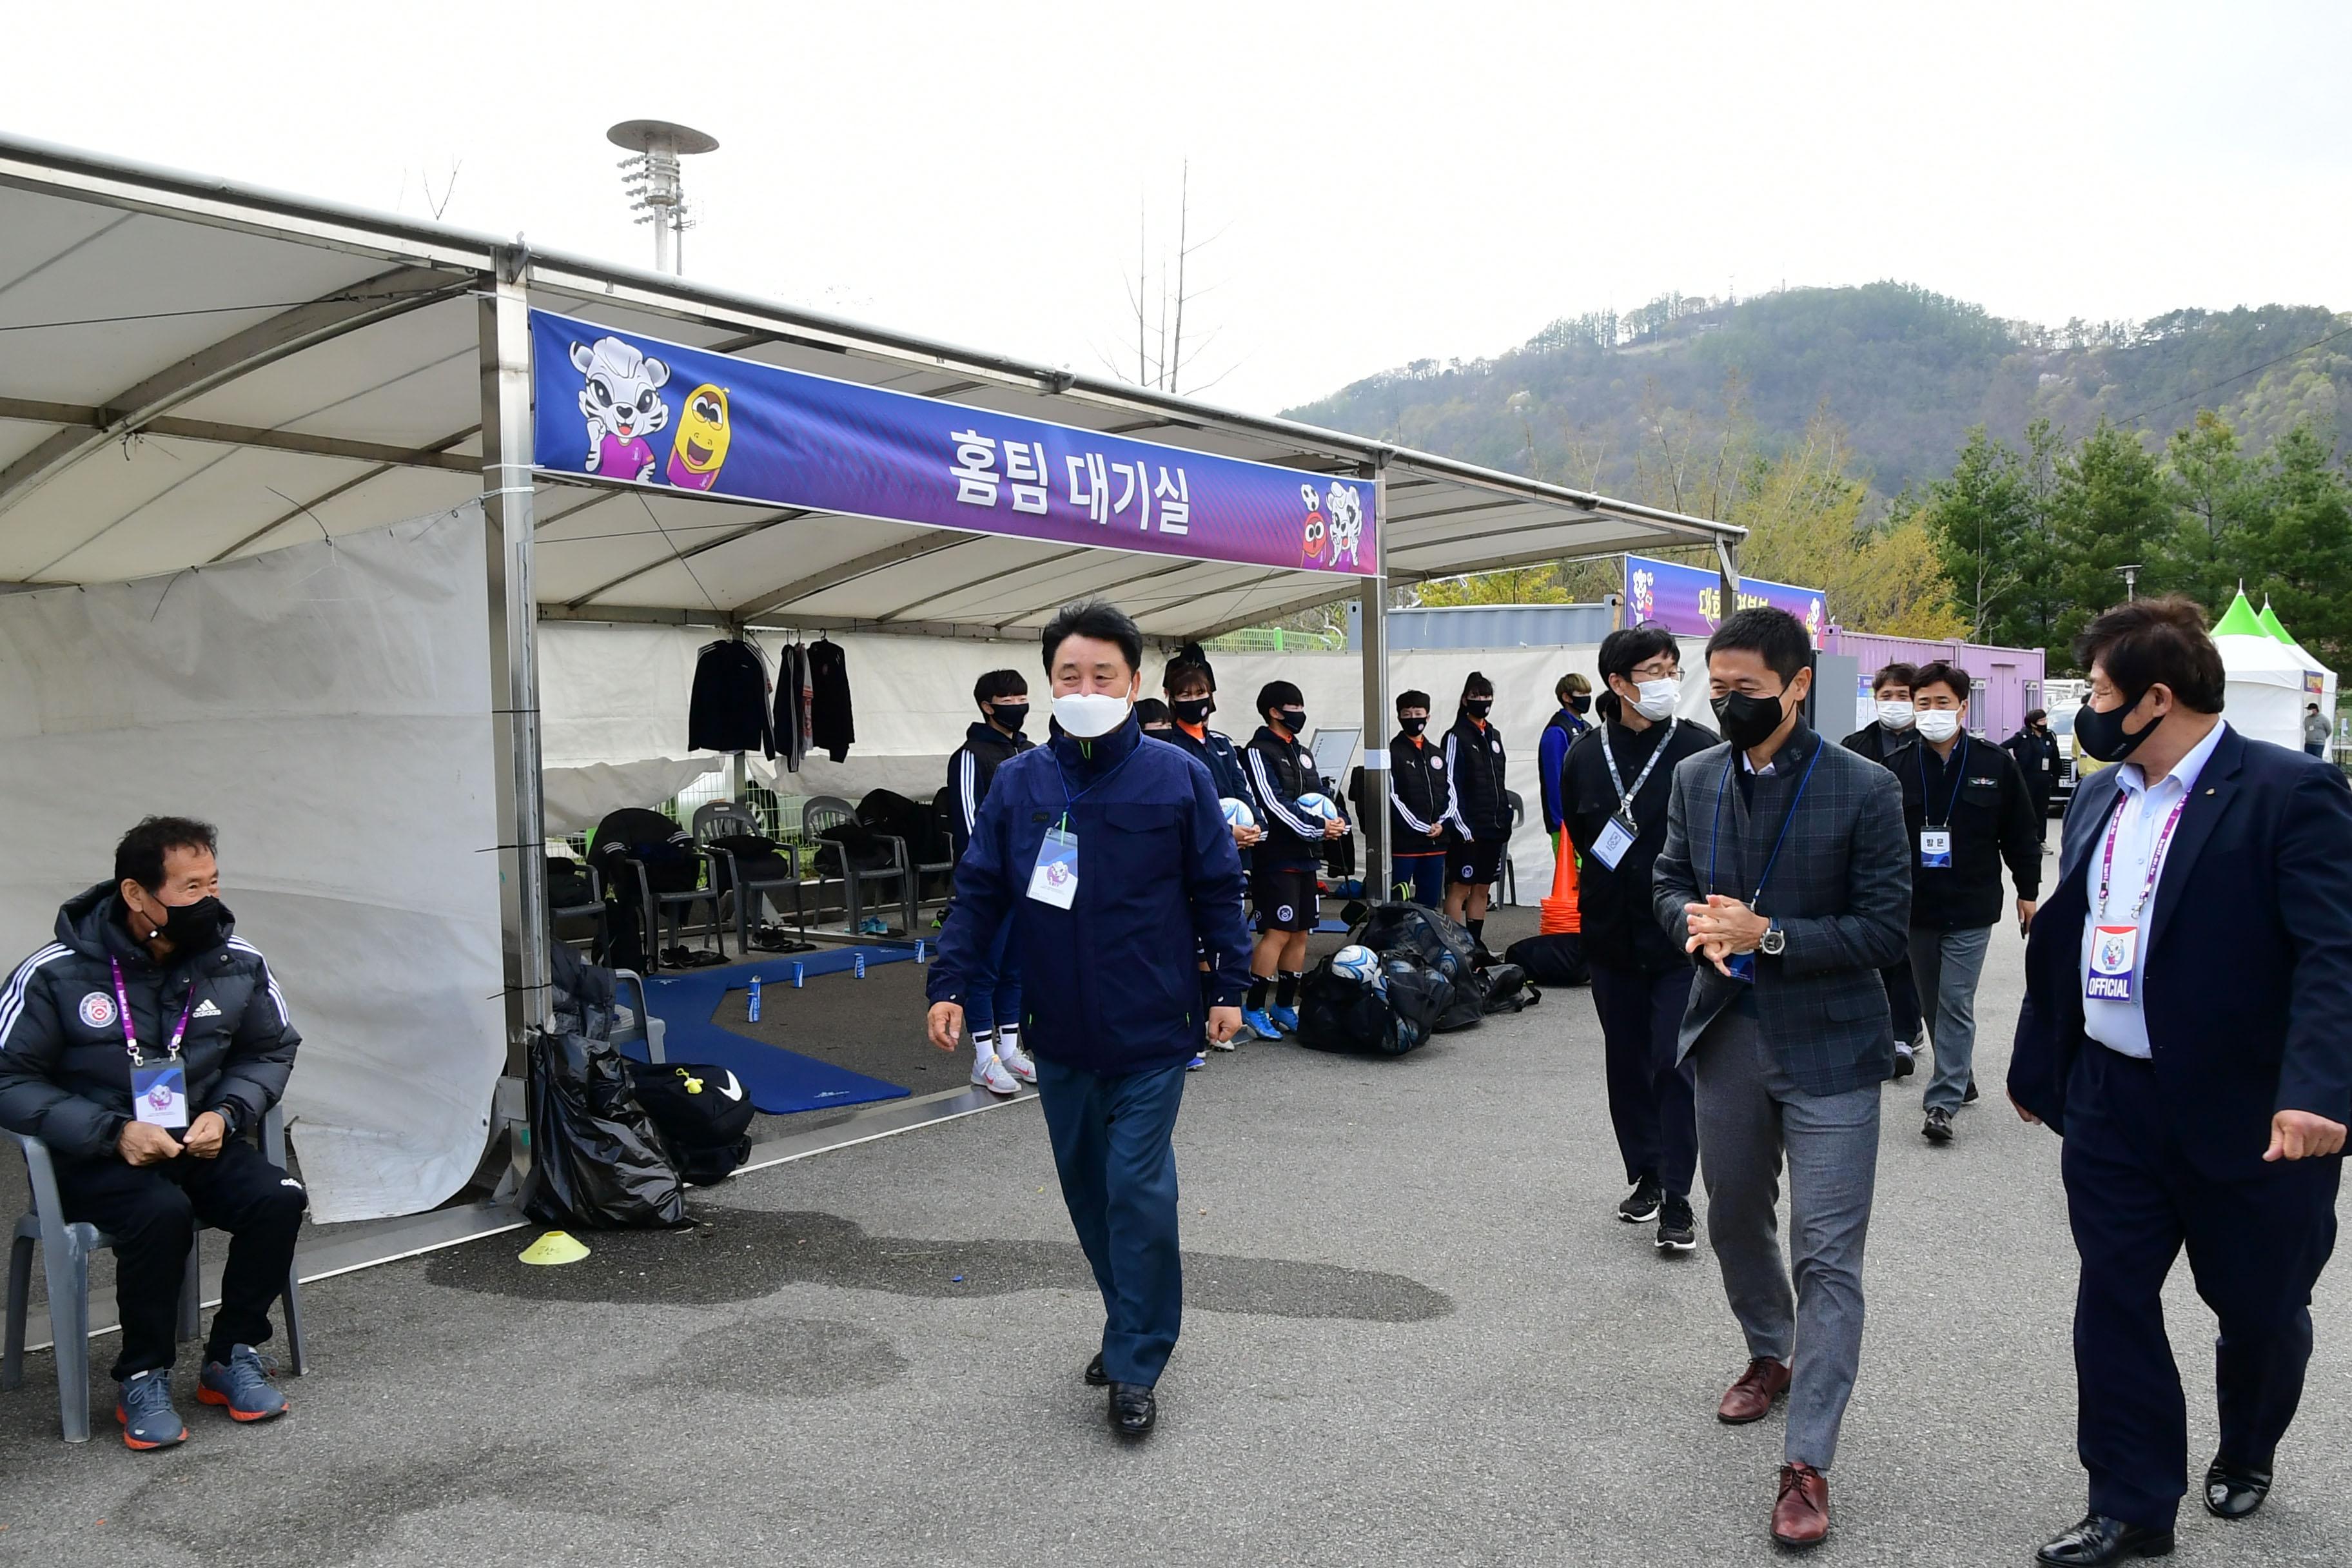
xmin=2217 ymin=632 xmax=2309 ymax=754
xmin=0 ymin=513 xmax=507 ymax=1222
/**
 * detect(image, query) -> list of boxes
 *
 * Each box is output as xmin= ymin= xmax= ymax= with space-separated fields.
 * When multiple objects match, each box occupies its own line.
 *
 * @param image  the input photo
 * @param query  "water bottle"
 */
xmin=854 ymin=954 xmax=867 ymax=979
xmin=747 ymin=975 xmax=762 ymax=1023
xmin=792 ymin=961 xmax=806 ymax=989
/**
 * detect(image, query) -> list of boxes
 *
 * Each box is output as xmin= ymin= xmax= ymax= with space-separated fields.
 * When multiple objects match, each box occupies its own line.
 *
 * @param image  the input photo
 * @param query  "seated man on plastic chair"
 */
xmin=0 ymin=816 xmax=303 ymax=1449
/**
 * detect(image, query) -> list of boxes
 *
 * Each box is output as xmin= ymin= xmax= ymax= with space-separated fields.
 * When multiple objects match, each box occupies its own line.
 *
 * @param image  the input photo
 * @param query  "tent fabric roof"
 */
xmin=0 ymin=134 xmax=1740 ymax=640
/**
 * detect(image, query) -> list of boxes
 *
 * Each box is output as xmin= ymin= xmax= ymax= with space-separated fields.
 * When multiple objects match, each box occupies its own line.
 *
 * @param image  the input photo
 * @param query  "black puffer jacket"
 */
xmin=0 ymin=883 xmax=299 ymax=1159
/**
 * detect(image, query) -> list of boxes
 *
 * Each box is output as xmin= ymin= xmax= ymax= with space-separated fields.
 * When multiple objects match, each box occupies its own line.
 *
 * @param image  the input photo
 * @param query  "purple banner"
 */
xmin=1623 ymin=554 xmax=1827 ymax=647
xmin=530 ymin=311 xmax=1377 ymax=576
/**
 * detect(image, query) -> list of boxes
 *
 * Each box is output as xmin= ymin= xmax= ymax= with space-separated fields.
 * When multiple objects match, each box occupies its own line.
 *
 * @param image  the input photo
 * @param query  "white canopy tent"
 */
xmin=0 ymin=134 xmax=1742 ymax=1219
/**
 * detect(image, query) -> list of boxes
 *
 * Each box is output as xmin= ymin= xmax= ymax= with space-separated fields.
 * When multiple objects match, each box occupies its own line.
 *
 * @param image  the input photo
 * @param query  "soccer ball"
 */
xmin=1331 ymin=945 xmax=1384 ymax=990
xmin=1220 ymin=796 xmax=1257 ymax=828
xmin=1295 ymin=791 xmax=1342 ymax=821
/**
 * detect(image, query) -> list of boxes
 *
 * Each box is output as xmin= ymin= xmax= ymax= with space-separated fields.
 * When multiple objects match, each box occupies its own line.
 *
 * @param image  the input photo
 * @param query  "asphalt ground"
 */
xmin=3 ymin=897 xmax=2348 ymax=1566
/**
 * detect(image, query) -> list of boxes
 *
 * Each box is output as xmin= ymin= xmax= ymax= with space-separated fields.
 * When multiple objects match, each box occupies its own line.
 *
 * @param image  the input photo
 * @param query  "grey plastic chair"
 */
xmin=5 ymin=1103 xmax=306 ymax=1443
xmin=611 ymin=968 xmax=667 ymax=1066
xmin=692 ymin=801 xmax=805 ymax=952
xmin=802 ymin=795 xmax=912 ymax=937
xmin=548 ymin=859 xmax=609 ymax=960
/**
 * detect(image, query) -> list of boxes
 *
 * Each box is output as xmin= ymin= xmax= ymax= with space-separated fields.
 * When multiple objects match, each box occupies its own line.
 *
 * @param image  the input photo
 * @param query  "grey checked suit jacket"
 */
xmin=1651 ymin=721 xmax=1913 ymax=1097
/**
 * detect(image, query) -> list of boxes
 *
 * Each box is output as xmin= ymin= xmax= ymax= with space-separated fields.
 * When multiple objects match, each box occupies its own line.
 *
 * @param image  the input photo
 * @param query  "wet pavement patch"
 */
xmin=428 ymin=1206 xmax=1453 ymax=1323
xmin=634 ymin=1312 xmax=912 ymax=1397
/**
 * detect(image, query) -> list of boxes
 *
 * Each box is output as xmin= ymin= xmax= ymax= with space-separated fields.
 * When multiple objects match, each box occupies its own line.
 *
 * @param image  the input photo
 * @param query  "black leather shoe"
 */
xmin=1108 ymin=1382 xmax=1157 ymax=1438
xmin=1963 ymin=1077 xmax=1980 ymax=1104
xmin=2035 ymin=1513 xmax=2175 ymax=1565
xmin=2204 ymin=1457 xmax=2272 ymax=1520
xmin=1923 ymin=1108 xmax=1955 ymax=1143
xmin=1084 ymin=1353 xmax=1108 ymax=1387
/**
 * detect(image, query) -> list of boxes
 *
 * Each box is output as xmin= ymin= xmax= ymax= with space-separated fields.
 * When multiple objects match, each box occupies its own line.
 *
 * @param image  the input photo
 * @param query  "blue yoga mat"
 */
xmin=625 ymin=948 xmax=916 ymax=1115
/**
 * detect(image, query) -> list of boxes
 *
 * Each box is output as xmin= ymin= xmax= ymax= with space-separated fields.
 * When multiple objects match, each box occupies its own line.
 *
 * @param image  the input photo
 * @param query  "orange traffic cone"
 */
xmin=1540 ymin=828 xmax=1582 ymax=934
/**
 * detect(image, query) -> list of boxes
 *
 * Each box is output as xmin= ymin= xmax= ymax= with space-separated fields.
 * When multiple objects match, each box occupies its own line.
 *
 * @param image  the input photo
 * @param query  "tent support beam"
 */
xmin=0 ymin=264 xmax=473 ymax=520
xmin=480 ymin=255 xmax=552 ymax=1065
xmin=730 ymin=529 xmax=977 ymax=620
xmin=0 ymin=397 xmax=478 ymax=473
xmin=1358 ymin=461 xmax=1392 ymax=903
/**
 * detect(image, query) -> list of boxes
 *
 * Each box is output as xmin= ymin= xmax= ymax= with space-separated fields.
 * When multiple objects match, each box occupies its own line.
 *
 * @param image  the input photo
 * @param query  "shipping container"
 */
xmin=1822 ymin=630 xmax=2046 ymax=747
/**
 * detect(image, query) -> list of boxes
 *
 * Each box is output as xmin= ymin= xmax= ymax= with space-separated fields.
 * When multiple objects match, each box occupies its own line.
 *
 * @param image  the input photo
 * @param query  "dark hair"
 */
xmin=2311 ymin=702 xmax=2322 ymax=712
xmin=1912 ymin=660 xmax=1972 ymax=702
xmin=2072 ymin=595 xmax=2226 ymax=714
xmin=1396 ymin=689 xmax=1431 ymax=715
xmin=1462 ymin=671 xmax=1494 ymax=702
xmin=1706 ymin=607 xmax=1812 ymax=685
xmin=1872 ymin=661 xmax=1919 ymax=695
xmin=1041 ymin=599 xmax=1142 ymax=676
xmin=1162 ymin=641 xmax=1215 ymax=693
xmin=1257 ymin=680 xmax=1304 ymax=720
xmin=973 ymin=669 xmax=1027 ymax=710
xmin=2023 ymin=707 xmax=2047 ymax=725
xmin=1134 ymin=698 xmax=1174 ymax=729
xmin=1554 ymin=672 xmax=1591 ymax=703
xmin=1163 ymin=660 xmax=1213 ymax=698
xmin=115 ymin=816 xmax=218 ymax=892
xmin=1598 ymin=625 xmax=1681 ymax=686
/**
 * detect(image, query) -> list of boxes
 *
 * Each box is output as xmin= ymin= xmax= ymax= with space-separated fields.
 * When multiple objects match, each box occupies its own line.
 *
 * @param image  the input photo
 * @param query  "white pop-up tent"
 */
xmin=2212 ymin=591 xmax=2311 ymax=752
xmin=2257 ymin=598 xmax=2336 ymax=720
xmin=0 ymin=134 xmax=1745 ymax=1220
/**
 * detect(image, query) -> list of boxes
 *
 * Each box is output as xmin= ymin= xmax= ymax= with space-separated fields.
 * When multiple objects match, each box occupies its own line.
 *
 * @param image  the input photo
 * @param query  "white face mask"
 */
xmin=1914 ymin=709 xmax=1963 ymax=743
xmin=1053 ymin=691 xmax=1132 ymax=739
xmin=1631 ymin=677 xmax=1681 ymax=721
xmin=1877 ymin=700 xmax=1916 ymax=730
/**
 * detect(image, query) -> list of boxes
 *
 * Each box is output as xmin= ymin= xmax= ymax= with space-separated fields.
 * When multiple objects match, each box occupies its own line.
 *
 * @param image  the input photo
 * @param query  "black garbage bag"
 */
xmin=1477 ymin=962 xmax=1538 ymax=1015
xmin=524 ymin=1029 xmax=687 ymax=1229
xmin=626 ymin=1061 xmax=756 ymax=1186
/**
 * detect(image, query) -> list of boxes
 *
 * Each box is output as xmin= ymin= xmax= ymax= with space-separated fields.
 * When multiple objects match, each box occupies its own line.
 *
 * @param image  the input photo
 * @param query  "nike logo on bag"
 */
xmin=716 ymin=1072 xmax=744 ymax=1101
xmin=193 ymin=999 xmax=222 ymax=1019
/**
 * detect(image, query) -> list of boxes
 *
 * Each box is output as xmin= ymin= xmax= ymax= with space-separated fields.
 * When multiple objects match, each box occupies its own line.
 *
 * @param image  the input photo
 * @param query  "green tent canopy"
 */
xmin=2257 ymin=602 xmax=2295 ymax=644
xmin=2213 ymin=589 xmax=2268 ymax=640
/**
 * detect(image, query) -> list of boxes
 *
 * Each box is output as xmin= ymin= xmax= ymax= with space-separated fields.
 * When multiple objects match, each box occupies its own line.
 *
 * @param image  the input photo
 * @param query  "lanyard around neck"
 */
xmin=2096 ymin=787 xmax=2190 ymax=922
xmin=1709 ymin=738 xmax=1825 ymax=907
xmin=1920 ymin=736 xmax=1969 ymax=828
xmin=109 ymin=957 xmax=196 ymax=1067
xmin=1602 ymin=719 xmax=1678 ymax=812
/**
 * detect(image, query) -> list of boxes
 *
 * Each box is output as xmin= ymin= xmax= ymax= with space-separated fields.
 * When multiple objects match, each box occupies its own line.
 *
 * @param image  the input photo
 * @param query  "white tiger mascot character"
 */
xmin=570 ymin=336 xmax=671 ymax=482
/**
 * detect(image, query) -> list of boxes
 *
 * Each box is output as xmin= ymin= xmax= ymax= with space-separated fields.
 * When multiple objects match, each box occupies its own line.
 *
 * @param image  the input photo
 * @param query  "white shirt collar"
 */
xmin=2116 ymin=718 xmax=2227 ymax=800
xmin=1740 ymin=751 xmax=1776 ymax=776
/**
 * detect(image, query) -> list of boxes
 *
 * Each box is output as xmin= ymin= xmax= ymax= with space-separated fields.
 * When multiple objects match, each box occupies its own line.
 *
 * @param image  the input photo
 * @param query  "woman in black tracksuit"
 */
xmin=1441 ymin=670 xmax=1512 ymax=946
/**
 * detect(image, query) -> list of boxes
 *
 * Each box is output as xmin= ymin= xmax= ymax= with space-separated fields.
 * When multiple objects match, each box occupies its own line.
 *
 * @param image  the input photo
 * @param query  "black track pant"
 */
xmin=52 ymin=1138 xmax=306 ymax=1380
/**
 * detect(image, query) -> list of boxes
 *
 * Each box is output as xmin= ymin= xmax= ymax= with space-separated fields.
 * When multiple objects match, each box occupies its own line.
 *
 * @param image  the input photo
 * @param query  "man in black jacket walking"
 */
xmin=1442 ymin=671 xmax=1512 ymax=946
xmin=1896 ymin=661 xmax=2041 ymax=1144
xmin=946 ymin=670 xmax=1035 ymax=1094
xmin=1844 ymin=660 xmax=1926 ymax=1078
xmin=0 ymin=817 xmax=304 ymax=1449
xmin=2004 ymin=708 xmax=2061 ymax=848
xmin=1561 ymin=627 xmax=1717 ymax=1251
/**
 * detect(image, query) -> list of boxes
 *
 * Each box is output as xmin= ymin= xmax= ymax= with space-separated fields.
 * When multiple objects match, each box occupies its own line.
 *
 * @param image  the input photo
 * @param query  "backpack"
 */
xmin=1477 ymin=962 xmax=1538 ymax=1015
xmin=1504 ymin=932 xmax=1591 ymax=990
xmin=625 ymin=1061 xmax=756 ymax=1186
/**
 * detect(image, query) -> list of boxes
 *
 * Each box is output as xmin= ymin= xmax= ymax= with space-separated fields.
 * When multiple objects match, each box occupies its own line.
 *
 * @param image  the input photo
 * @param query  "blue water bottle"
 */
xmin=854 ymin=954 xmax=867 ymax=979
xmin=792 ymin=961 xmax=806 ymax=989
xmin=747 ymin=975 xmax=762 ymax=1023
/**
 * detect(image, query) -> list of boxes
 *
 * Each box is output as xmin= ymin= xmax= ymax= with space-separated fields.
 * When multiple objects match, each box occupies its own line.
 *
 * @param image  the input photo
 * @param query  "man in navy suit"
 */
xmin=2009 ymin=596 xmax=2352 ymax=1567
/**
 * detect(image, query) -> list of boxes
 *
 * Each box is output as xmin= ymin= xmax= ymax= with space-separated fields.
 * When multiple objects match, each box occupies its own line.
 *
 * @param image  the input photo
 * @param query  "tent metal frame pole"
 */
xmin=480 ymin=251 xmax=553 ymax=1065
xmin=1358 ymin=462 xmax=1392 ymax=903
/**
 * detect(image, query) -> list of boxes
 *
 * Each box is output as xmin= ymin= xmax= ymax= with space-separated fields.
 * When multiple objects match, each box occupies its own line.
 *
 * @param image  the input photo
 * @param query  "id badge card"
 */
xmin=1026 ymin=825 xmax=1080 ymax=909
xmin=1723 ymin=950 xmax=1757 ymax=985
xmin=1919 ymin=829 xmax=1952 ymax=868
xmin=130 ymin=1060 xmax=190 ymax=1130
xmin=1592 ymin=811 xmax=1637 ymax=870
xmin=2085 ymin=924 xmax=2139 ymax=1001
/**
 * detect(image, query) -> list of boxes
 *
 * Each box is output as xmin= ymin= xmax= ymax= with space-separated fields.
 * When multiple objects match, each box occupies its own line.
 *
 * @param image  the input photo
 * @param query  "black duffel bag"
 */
xmin=523 ymin=1029 xmax=687 ymax=1230
xmin=1294 ymin=951 xmax=1453 ymax=1057
xmin=626 ymin=1061 xmax=756 ymax=1186
xmin=1351 ymin=901 xmax=1478 ymax=985
xmin=1504 ymin=932 xmax=1590 ymax=989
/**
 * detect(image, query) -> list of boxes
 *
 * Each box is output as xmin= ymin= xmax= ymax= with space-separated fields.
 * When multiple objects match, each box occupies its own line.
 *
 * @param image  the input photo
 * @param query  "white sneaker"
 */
xmin=995 ymin=1044 xmax=1039 ymax=1084
xmin=973 ymin=1057 xmax=1021 ymax=1095
xmin=1206 ymin=1029 xmax=1238 ymax=1052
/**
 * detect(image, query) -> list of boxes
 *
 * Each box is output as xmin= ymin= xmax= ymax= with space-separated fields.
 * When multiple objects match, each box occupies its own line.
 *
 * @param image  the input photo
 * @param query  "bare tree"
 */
xmin=1094 ymin=162 xmax=1233 ymax=397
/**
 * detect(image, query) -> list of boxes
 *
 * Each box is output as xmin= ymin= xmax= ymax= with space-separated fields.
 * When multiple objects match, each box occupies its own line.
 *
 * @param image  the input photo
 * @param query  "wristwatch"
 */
xmin=1759 ymin=920 xmax=1787 ymax=957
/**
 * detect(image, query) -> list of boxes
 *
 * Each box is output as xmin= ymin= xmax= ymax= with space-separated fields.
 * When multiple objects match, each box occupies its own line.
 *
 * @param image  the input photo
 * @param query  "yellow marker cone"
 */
xmin=518 ymin=1230 xmax=590 ymax=1266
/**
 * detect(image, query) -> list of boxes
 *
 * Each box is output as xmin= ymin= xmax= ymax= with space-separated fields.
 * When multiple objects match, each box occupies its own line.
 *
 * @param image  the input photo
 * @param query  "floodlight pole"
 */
xmin=479 ymin=249 xmax=553 ymax=1065
xmin=2117 ymin=563 xmax=2141 ymax=602
xmin=1358 ymin=460 xmax=1391 ymax=903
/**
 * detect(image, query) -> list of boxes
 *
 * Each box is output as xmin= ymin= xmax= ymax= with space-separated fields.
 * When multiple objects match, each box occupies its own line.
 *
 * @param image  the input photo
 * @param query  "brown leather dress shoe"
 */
xmin=1718 ymin=1357 xmax=1793 ymax=1424
xmin=1773 ymin=1463 xmax=1830 ymax=1547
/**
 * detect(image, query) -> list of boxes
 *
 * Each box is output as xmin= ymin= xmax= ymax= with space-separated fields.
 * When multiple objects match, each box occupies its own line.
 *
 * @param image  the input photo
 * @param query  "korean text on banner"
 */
xmin=531 ymin=311 xmax=1378 ymax=577
xmin=1622 ymin=553 xmax=1827 ymax=647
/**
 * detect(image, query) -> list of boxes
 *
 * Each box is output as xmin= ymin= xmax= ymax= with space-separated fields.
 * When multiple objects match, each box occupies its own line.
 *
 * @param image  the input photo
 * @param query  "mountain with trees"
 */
xmin=1281 ymin=284 xmax=2352 ymax=672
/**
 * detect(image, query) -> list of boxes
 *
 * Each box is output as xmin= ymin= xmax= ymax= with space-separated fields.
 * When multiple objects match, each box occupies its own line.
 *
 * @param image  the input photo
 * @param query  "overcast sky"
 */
xmin=10 ymin=1 xmax=2349 ymax=416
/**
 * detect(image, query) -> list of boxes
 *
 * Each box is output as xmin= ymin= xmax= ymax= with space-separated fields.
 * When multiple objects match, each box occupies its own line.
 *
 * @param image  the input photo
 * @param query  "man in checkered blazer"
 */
xmin=1651 ymin=607 xmax=1912 ymax=1548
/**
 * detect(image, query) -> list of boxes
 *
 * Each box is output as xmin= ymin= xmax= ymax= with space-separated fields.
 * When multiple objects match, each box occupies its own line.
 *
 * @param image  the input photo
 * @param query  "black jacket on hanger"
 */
xmin=689 ymin=638 xmax=773 ymax=758
xmin=808 ymin=637 xmax=854 ymax=762
xmin=772 ymin=642 xmax=809 ymax=772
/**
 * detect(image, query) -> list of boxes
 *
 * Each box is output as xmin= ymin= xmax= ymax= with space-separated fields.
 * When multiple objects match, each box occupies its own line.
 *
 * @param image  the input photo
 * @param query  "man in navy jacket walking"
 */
xmin=927 ymin=600 xmax=1250 ymax=1438
xmin=2011 ymin=597 xmax=2352 ymax=1566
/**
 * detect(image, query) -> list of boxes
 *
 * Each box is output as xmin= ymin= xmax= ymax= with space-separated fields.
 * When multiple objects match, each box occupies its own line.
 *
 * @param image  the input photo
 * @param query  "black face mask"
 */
xmin=148 ymin=895 xmax=233 ymax=959
xmin=1464 ymin=698 xmax=1493 ymax=720
xmin=1399 ymin=716 xmax=1428 ymax=737
xmin=1567 ymin=694 xmax=1591 ymax=716
xmin=1171 ymin=697 xmax=1213 ymax=726
xmin=2075 ymin=694 xmax=2158 ymax=763
xmin=1711 ymin=689 xmax=1790 ymax=752
xmin=988 ymin=703 xmax=1029 ymax=734
xmin=1277 ymin=707 xmax=1308 ymax=734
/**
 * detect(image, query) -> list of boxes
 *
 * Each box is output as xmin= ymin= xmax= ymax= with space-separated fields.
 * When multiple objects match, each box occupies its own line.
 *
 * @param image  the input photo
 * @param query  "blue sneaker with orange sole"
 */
xmin=116 ymin=1368 xmax=188 ymax=1449
xmin=198 ymin=1345 xmax=288 ymax=1423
